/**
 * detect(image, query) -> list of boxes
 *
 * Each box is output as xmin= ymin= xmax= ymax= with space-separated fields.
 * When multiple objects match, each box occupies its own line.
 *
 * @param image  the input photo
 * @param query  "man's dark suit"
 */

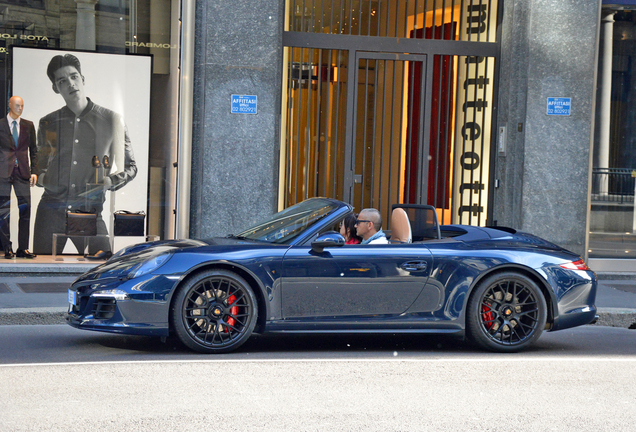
xmin=0 ymin=118 xmax=38 ymax=252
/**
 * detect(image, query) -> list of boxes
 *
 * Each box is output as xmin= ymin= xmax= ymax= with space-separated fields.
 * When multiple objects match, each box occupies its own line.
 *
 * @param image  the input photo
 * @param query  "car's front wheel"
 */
xmin=171 ymin=269 xmax=258 ymax=354
xmin=466 ymin=272 xmax=547 ymax=352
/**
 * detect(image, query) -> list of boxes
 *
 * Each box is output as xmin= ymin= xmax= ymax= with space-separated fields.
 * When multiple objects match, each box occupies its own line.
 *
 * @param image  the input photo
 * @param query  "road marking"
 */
xmin=3 ymin=357 xmax=636 ymax=368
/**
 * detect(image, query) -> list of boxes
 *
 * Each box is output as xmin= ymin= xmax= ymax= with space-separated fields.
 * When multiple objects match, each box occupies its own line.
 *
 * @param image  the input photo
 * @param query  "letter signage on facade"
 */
xmin=452 ymin=0 xmax=498 ymax=226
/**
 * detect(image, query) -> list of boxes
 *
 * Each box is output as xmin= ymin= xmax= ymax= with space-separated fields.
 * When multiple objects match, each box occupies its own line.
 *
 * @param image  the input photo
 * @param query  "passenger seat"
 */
xmin=389 ymin=207 xmax=412 ymax=243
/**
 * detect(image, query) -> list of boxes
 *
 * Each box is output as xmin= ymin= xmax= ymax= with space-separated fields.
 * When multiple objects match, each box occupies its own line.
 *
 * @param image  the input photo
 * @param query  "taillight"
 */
xmin=559 ymin=259 xmax=591 ymax=271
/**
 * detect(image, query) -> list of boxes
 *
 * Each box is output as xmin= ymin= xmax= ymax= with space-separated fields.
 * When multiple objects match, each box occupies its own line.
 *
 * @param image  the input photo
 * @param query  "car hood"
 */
xmin=112 ymin=236 xmax=285 ymax=259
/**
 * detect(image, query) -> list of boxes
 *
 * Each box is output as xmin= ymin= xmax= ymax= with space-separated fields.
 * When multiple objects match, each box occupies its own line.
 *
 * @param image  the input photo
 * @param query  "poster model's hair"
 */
xmin=46 ymin=54 xmax=83 ymax=84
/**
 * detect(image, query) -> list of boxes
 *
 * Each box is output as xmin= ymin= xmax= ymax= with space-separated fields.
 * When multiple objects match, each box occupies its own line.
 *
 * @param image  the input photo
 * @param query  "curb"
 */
xmin=592 ymin=308 xmax=636 ymax=329
xmin=0 ymin=308 xmax=67 ymax=325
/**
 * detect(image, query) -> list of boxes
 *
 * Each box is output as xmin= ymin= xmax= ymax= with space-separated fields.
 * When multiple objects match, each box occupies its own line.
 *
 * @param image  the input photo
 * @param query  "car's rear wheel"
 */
xmin=466 ymin=272 xmax=547 ymax=352
xmin=171 ymin=269 xmax=257 ymax=354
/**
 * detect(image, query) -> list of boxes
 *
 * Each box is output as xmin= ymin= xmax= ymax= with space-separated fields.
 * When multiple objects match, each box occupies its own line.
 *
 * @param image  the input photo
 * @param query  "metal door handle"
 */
xmin=400 ymin=261 xmax=428 ymax=272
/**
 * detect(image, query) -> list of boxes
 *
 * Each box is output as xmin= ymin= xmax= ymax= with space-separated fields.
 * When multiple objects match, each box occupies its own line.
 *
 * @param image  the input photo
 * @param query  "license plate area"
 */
xmin=68 ymin=289 xmax=77 ymax=307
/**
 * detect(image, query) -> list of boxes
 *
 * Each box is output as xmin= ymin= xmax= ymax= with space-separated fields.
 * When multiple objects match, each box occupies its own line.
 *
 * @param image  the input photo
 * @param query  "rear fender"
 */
xmin=455 ymin=264 xmax=558 ymax=329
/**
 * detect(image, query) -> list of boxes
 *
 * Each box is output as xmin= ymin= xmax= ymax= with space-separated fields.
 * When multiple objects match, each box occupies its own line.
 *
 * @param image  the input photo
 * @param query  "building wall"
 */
xmin=495 ymin=0 xmax=602 ymax=258
xmin=191 ymin=0 xmax=603 ymax=260
xmin=191 ymin=0 xmax=284 ymax=238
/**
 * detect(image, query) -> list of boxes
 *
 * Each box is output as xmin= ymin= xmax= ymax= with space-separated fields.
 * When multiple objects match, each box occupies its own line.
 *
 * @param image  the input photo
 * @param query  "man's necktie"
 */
xmin=11 ymin=121 xmax=18 ymax=167
xmin=11 ymin=120 xmax=18 ymax=147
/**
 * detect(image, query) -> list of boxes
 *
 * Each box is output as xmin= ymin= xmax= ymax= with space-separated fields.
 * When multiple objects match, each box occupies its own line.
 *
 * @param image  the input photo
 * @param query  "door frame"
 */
xmin=344 ymin=51 xmax=432 ymax=205
xmin=282 ymin=30 xmax=501 ymax=223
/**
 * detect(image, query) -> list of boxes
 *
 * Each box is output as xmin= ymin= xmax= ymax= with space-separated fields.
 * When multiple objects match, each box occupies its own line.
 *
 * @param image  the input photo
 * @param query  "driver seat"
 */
xmin=389 ymin=207 xmax=412 ymax=243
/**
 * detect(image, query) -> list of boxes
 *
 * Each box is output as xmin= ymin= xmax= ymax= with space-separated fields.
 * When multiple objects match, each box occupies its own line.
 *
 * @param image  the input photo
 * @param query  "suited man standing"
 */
xmin=0 ymin=96 xmax=38 ymax=258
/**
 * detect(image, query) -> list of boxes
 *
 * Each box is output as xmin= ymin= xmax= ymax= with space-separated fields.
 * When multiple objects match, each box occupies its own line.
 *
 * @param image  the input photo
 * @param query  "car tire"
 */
xmin=466 ymin=271 xmax=547 ymax=353
xmin=171 ymin=269 xmax=258 ymax=354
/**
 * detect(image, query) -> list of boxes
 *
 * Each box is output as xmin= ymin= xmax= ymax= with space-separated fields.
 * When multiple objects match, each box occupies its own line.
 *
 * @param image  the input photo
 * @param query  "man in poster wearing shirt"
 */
xmin=34 ymin=53 xmax=137 ymax=258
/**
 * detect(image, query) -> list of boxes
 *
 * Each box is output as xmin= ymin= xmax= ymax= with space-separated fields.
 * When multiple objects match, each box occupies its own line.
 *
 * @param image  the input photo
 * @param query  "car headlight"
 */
xmin=127 ymin=252 xmax=173 ymax=279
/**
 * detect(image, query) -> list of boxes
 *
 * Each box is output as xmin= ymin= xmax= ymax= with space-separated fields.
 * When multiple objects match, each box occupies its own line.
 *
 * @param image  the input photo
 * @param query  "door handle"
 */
xmin=400 ymin=261 xmax=428 ymax=272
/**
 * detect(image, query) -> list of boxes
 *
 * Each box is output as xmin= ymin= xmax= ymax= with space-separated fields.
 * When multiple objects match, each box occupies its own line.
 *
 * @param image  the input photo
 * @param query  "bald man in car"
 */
xmin=355 ymin=208 xmax=388 ymax=245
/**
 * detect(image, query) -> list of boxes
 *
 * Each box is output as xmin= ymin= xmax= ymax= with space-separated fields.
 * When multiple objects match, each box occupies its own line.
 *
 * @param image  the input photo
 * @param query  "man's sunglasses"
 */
xmin=355 ymin=219 xmax=371 ymax=225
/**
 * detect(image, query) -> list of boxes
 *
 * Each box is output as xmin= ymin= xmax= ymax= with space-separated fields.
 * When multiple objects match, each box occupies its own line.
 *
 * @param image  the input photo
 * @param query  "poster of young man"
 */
xmin=12 ymin=47 xmax=151 ymax=258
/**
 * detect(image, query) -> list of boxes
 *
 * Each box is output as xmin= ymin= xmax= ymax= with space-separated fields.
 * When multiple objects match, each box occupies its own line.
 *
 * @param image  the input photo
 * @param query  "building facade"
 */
xmin=1 ymin=0 xmax=633 ymax=271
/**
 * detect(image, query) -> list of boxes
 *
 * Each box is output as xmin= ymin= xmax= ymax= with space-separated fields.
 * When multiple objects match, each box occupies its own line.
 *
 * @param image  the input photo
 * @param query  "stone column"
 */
xmin=190 ymin=0 xmax=284 ymax=238
xmin=598 ymin=11 xmax=616 ymax=195
xmin=495 ymin=0 xmax=602 ymax=259
xmin=75 ymin=0 xmax=98 ymax=50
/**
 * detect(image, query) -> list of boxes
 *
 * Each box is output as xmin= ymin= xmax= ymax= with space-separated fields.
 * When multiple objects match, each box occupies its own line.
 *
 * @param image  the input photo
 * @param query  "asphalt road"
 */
xmin=1 ymin=325 xmax=635 ymax=431
xmin=1 ymin=324 xmax=636 ymax=363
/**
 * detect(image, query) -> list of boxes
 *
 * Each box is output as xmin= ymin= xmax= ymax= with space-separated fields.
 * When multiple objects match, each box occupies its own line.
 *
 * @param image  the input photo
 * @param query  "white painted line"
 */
xmin=3 ymin=356 xmax=636 ymax=368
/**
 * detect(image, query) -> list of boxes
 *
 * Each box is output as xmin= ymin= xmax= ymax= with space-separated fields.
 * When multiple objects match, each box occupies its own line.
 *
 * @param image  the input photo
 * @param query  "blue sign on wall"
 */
xmin=547 ymin=97 xmax=571 ymax=116
xmin=231 ymin=95 xmax=257 ymax=114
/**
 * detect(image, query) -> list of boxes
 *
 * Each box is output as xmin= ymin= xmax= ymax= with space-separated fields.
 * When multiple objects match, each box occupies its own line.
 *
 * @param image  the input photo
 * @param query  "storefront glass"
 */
xmin=591 ymin=8 xmax=636 ymax=259
xmin=282 ymin=0 xmax=499 ymax=226
xmin=0 ymin=0 xmax=180 ymax=261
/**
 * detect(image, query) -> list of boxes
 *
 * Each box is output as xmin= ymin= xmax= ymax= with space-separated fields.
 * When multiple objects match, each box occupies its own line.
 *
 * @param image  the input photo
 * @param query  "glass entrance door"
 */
xmin=281 ymin=0 xmax=500 ymax=227
xmin=348 ymin=52 xmax=429 ymax=217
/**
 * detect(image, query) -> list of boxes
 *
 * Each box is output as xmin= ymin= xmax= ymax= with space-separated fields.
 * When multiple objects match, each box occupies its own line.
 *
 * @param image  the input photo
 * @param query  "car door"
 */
xmin=280 ymin=243 xmax=434 ymax=319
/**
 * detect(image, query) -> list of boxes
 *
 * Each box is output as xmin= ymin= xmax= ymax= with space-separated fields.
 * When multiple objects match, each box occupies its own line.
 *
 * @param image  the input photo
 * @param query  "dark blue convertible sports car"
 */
xmin=67 ymin=198 xmax=597 ymax=353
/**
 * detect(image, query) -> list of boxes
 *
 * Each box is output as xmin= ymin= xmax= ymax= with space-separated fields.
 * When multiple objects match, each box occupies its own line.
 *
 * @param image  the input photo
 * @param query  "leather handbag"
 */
xmin=114 ymin=210 xmax=145 ymax=236
xmin=66 ymin=210 xmax=97 ymax=236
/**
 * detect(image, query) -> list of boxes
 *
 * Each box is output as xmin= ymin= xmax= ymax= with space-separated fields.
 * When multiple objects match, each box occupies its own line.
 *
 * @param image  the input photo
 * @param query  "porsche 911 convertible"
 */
xmin=67 ymin=198 xmax=597 ymax=353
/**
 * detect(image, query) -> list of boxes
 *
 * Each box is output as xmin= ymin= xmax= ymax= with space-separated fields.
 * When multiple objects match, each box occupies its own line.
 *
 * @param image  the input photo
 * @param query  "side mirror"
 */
xmin=311 ymin=231 xmax=345 ymax=253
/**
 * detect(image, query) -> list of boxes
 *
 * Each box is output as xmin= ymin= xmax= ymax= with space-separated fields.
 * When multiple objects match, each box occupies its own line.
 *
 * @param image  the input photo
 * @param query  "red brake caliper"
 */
xmin=226 ymin=294 xmax=238 ymax=331
xmin=481 ymin=303 xmax=494 ymax=330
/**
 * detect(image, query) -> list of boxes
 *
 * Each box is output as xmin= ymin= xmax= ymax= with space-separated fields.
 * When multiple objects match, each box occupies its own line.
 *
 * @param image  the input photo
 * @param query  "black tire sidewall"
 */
xmin=171 ymin=269 xmax=258 ymax=354
xmin=466 ymin=272 xmax=547 ymax=353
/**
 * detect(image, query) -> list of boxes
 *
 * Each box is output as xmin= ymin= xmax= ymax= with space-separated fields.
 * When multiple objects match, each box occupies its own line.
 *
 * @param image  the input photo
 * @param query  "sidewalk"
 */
xmin=0 ymin=264 xmax=635 ymax=328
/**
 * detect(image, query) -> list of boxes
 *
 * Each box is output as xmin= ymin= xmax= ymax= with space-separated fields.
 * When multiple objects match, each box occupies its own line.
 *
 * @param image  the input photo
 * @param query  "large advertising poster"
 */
xmin=10 ymin=47 xmax=151 ymax=255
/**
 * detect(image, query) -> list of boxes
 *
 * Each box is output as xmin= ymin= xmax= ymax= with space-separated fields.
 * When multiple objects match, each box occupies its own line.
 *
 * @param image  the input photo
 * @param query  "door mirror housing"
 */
xmin=311 ymin=231 xmax=346 ymax=253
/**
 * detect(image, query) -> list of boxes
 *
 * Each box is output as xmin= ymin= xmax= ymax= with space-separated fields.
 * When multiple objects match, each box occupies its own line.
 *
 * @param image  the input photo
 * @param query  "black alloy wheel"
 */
xmin=171 ymin=269 xmax=258 ymax=354
xmin=466 ymin=272 xmax=547 ymax=353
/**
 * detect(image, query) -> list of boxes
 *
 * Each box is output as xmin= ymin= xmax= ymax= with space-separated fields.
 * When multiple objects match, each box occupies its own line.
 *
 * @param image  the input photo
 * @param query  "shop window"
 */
xmin=0 ymin=0 xmax=180 ymax=263
xmin=591 ymin=9 xmax=636 ymax=258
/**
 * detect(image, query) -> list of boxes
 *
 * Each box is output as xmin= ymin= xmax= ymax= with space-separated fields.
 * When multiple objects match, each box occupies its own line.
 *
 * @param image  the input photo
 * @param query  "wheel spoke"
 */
xmin=518 ymin=320 xmax=537 ymax=331
xmin=510 ymin=321 xmax=526 ymax=340
xmin=517 ymin=309 xmax=539 ymax=321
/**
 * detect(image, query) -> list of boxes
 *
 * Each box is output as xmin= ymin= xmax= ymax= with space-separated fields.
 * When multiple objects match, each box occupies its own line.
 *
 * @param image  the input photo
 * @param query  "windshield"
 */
xmin=236 ymin=199 xmax=341 ymax=244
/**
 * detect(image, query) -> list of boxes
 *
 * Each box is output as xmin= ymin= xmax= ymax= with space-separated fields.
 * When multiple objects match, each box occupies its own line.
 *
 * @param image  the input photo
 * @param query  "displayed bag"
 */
xmin=114 ymin=210 xmax=145 ymax=236
xmin=66 ymin=210 xmax=97 ymax=236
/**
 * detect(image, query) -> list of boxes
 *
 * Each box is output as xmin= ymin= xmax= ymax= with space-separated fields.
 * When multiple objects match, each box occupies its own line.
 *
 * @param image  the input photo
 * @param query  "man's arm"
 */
xmin=27 ymin=121 xmax=38 ymax=185
xmin=107 ymin=123 xmax=137 ymax=191
xmin=34 ymin=118 xmax=52 ymax=187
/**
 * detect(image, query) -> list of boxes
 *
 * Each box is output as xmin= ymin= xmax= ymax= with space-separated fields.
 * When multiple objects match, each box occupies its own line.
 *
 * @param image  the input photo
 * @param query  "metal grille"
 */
xmin=282 ymin=0 xmax=500 ymax=226
xmin=287 ymin=0 xmax=497 ymax=42
xmin=353 ymin=54 xmax=426 ymax=217
xmin=281 ymin=47 xmax=349 ymax=205
xmin=591 ymin=168 xmax=636 ymax=204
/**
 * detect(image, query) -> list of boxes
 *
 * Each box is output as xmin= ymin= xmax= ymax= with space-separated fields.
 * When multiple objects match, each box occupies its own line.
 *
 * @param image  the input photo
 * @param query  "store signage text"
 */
xmin=453 ymin=1 xmax=497 ymax=225
xmin=125 ymin=41 xmax=176 ymax=49
xmin=0 ymin=34 xmax=50 ymax=41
